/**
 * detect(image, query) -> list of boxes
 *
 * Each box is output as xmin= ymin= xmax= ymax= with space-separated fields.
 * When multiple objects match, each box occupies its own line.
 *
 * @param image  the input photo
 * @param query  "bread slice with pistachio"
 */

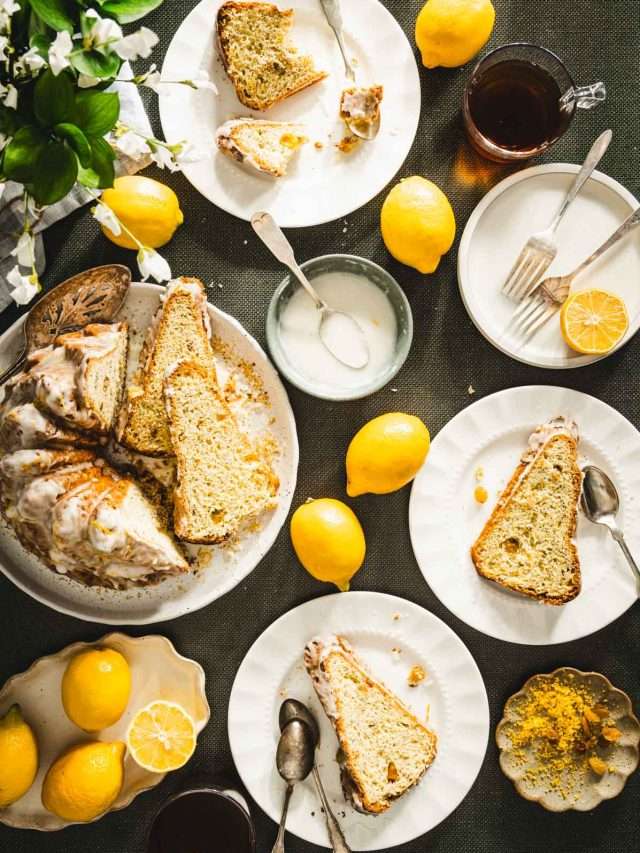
xmin=471 ymin=417 xmax=582 ymax=605
xmin=304 ymin=635 xmax=437 ymax=814
xmin=216 ymin=1 xmax=327 ymax=110
xmin=216 ymin=118 xmax=307 ymax=176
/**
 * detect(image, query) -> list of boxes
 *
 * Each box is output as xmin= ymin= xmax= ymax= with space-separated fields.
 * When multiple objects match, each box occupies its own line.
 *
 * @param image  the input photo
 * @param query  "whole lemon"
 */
xmin=0 ymin=705 xmax=38 ymax=808
xmin=380 ymin=176 xmax=455 ymax=273
xmin=61 ymin=648 xmax=131 ymax=733
xmin=42 ymin=741 xmax=125 ymax=822
xmin=416 ymin=0 xmax=496 ymax=69
xmin=290 ymin=498 xmax=366 ymax=591
xmin=346 ymin=413 xmax=430 ymax=497
xmin=100 ymin=175 xmax=184 ymax=249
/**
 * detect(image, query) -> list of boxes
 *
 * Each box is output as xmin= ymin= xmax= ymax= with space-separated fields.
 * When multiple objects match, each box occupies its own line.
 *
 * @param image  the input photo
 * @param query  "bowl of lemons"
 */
xmin=0 ymin=634 xmax=209 ymax=831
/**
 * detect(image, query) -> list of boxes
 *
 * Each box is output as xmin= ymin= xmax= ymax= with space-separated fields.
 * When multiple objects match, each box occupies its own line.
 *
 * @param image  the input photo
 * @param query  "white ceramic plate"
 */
xmin=158 ymin=0 xmax=421 ymax=227
xmin=458 ymin=165 xmax=640 ymax=368
xmin=0 ymin=633 xmax=209 ymax=831
xmin=0 ymin=283 xmax=298 ymax=624
xmin=409 ymin=385 xmax=640 ymax=645
xmin=228 ymin=592 xmax=489 ymax=850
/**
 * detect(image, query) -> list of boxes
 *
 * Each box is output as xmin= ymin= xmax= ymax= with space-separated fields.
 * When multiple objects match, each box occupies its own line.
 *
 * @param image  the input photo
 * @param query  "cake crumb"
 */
xmin=468 ymin=384 xmax=476 ymax=395
xmin=474 ymin=485 xmax=488 ymax=504
xmin=314 ymin=141 xmax=324 ymax=150
xmin=392 ymin=612 xmax=401 ymax=621
xmin=408 ymin=665 xmax=426 ymax=687
xmin=425 ymin=703 xmax=431 ymax=722
xmin=475 ymin=466 xmax=484 ymax=481
xmin=336 ymin=134 xmax=360 ymax=153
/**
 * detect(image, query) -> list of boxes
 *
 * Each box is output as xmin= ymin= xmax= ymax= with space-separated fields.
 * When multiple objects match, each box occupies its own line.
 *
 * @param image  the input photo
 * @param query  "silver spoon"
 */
xmin=251 ymin=211 xmax=369 ymax=369
xmin=581 ymin=465 xmax=640 ymax=587
xmin=279 ymin=699 xmax=351 ymax=853
xmin=0 ymin=264 xmax=131 ymax=385
xmin=272 ymin=719 xmax=315 ymax=853
xmin=319 ymin=0 xmax=380 ymax=140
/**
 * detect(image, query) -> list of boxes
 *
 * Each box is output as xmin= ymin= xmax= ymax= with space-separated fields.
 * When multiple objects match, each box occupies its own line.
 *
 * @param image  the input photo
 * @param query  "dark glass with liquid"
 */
xmin=463 ymin=43 xmax=579 ymax=162
xmin=147 ymin=787 xmax=256 ymax=853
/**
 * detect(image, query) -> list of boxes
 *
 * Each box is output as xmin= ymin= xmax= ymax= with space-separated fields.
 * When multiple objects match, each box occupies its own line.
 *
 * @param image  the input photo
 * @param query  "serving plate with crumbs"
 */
xmin=496 ymin=668 xmax=640 ymax=811
xmin=0 ymin=634 xmax=209 ymax=831
xmin=0 ymin=283 xmax=298 ymax=624
xmin=228 ymin=592 xmax=489 ymax=849
xmin=158 ymin=0 xmax=421 ymax=227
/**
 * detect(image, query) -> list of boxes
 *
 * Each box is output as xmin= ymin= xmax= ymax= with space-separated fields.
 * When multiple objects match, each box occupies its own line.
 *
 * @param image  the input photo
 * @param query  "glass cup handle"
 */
xmin=560 ymin=81 xmax=607 ymax=111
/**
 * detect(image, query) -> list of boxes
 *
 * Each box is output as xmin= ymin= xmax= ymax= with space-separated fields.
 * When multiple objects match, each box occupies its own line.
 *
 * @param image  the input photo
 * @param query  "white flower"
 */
xmin=149 ymin=143 xmax=179 ymax=172
xmin=78 ymin=74 xmax=100 ymax=88
xmin=188 ymin=69 xmax=218 ymax=92
xmin=10 ymin=231 xmax=35 ymax=267
xmin=114 ymin=130 xmax=151 ymax=160
xmin=138 ymin=63 xmax=161 ymax=92
xmin=7 ymin=267 xmax=39 ymax=306
xmin=14 ymin=46 xmax=46 ymax=75
xmin=172 ymin=140 xmax=206 ymax=165
xmin=92 ymin=202 xmax=122 ymax=236
xmin=137 ymin=248 xmax=171 ymax=283
xmin=48 ymin=30 xmax=73 ymax=76
xmin=0 ymin=132 xmax=8 ymax=152
xmin=0 ymin=35 xmax=9 ymax=63
xmin=84 ymin=9 xmax=123 ymax=47
xmin=0 ymin=1 xmax=21 ymax=14
xmin=3 ymin=83 xmax=17 ymax=109
xmin=114 ymin=26 xmax=158 ymax=61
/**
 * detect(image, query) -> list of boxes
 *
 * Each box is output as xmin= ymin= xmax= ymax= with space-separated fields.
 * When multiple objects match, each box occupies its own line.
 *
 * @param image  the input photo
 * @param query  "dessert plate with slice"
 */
xmin=409 ymin=385 xmax=640 ymax=645
xmin=228 ymin=591 xmax=489 ymax=850
xmin=0 ymin=282 xmax=298 ymax=624
xmin=458 ymin=165 xmax=640 ymax=368
xmin=158 ymin=0 xmax=421 ymax=227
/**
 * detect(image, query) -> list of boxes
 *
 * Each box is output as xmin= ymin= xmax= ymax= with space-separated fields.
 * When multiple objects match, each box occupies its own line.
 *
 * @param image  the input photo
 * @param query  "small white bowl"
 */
xmin=0 ymin=633 xmax=210 ymax=831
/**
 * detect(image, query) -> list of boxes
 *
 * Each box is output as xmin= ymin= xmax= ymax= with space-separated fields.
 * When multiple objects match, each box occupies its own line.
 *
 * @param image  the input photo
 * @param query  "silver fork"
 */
xmin=502 ymin=129 xmax=612 ymax=302
xmin=511 ymin=205 xmax=640 ymax=339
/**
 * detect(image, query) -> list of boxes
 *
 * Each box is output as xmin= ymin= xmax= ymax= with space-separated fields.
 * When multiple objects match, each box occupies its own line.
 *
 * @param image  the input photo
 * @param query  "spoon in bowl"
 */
xmin=251 ymin=211 xmax=369 ymax=369
xmin=279 ymin=699 xmax=351 ymax=853
xmin=581 ymin=465 xmax=640 ymax=588
xmin=272 ymin=719 xmax=315 ymax=853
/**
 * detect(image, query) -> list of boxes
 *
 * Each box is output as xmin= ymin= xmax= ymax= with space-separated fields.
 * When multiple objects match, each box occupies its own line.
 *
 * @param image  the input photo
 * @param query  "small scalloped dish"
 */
xmin=496 ymin=667 xmax=639 ymax=811
xmin=0 ymin=633 xmax=210 ymax=831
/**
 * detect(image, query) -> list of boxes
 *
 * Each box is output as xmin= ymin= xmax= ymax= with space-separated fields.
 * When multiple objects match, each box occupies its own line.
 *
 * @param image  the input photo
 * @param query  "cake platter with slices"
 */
xmin=158 ymin=0 xmax=421 ymax=227
xmin=409 ymin=385 xmax=640 ymax=646
xmin=228 ymin=591 xmax=489 ymax=850
xmin=0 ymin=280 xmax=298 ymax=625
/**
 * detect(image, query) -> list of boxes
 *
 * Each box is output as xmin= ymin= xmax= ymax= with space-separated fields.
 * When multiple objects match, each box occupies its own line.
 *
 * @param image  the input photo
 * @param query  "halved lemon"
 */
xmin=126 ymin=701 xmax=196 ymax=773
xmin=560 ymin=289 xmax=629 ymax=355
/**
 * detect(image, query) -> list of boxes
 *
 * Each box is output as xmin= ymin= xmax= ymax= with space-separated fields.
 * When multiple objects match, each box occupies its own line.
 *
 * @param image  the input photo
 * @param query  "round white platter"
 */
xmin=228 ymin=591 xmax=489 ymax=850
xmin=158 ymin=0 xmax=421 ymax=227
xmin=458 ymin=165 xmax=640 ymax=368
xmin=0 ymin=283 xmax=298 ymax=624
xmin=409 ymin=385 xmax=640 ymax=645
xmin=0 ymin=633 xmax=209 ymax=831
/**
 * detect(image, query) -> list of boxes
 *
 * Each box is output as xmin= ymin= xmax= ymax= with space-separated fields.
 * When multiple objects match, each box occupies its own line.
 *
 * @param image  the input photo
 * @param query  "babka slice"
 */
xmin=164 ymin=360 xmax=278 ymax=543
xmin=304 ymin=636 xmax=437 ymax=814
xmin=118 ymin=278 xmax=214 ymax=457
xmin=0 ymin=322 xmax=128 ymax=436
xmin=471 ymin=417 xmax=582 ymax=605
xmin=0 ymin=448 xmax=188 ymax=589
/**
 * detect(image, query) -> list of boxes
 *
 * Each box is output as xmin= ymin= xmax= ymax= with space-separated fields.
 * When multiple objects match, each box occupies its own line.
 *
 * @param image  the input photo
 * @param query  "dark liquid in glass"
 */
xmin=147 ymin=791 xmax=254 ymax=853
xmin=467 ymin=59 xmax=566 ymax=151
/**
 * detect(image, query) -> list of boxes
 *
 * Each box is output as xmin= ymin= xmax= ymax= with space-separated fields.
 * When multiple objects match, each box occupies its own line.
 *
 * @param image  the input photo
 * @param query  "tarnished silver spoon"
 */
xmin=0 ymin=264 xmax=131 ymax=385
xmin=251 ymin=211 xmax=369 ymax=369
xmin=279 ymin=699 xmax=351 ymax=853
xmin=272 ymin=719 xmax=315 ymax=853
xmin=581 ymin=465 xmax=640 ymax=588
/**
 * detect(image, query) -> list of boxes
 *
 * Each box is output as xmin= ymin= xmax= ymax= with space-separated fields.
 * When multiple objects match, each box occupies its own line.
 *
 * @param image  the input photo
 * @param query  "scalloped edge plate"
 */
xmin=409 ymin=385 xmax=640 ymax=645
xmin=0 ymin=633 xmax=210 ymax=831
xmin=496 ymin=667 xmax=640 ymax=811
xmin=228 ymin=592 xmax=489 ymax=850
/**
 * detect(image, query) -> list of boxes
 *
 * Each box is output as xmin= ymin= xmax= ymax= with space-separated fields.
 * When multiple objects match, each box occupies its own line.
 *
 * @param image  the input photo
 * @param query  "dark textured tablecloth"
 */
xmin=1 ymin=1 xmax=639 ymax=851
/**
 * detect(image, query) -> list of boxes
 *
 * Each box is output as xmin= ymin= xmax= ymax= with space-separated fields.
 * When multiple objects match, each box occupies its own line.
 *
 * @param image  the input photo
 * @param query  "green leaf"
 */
xmin=34 ymin=70 xmax=75 ymax=127
xmin=74 ymin=91 xmax=120 ymax=136
xmin=28 ymin=0 xmax=75 ymax=33
xmin=100 ymin=0 xmax=164 ymax=24
xmin=87 ymin=135 xmax=116 ymax=187
xmin=3 ymin=126 xmax=48 ymax=183
xmin=29 ymin=33 xmax=52 ymax=55
xmin=32 ymin=142 xmax=78 ymax=205
xmin=70 ymin=49 xmax=122 ymax=80
xmin=54 ymin=123 xmax=92 ymax=167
